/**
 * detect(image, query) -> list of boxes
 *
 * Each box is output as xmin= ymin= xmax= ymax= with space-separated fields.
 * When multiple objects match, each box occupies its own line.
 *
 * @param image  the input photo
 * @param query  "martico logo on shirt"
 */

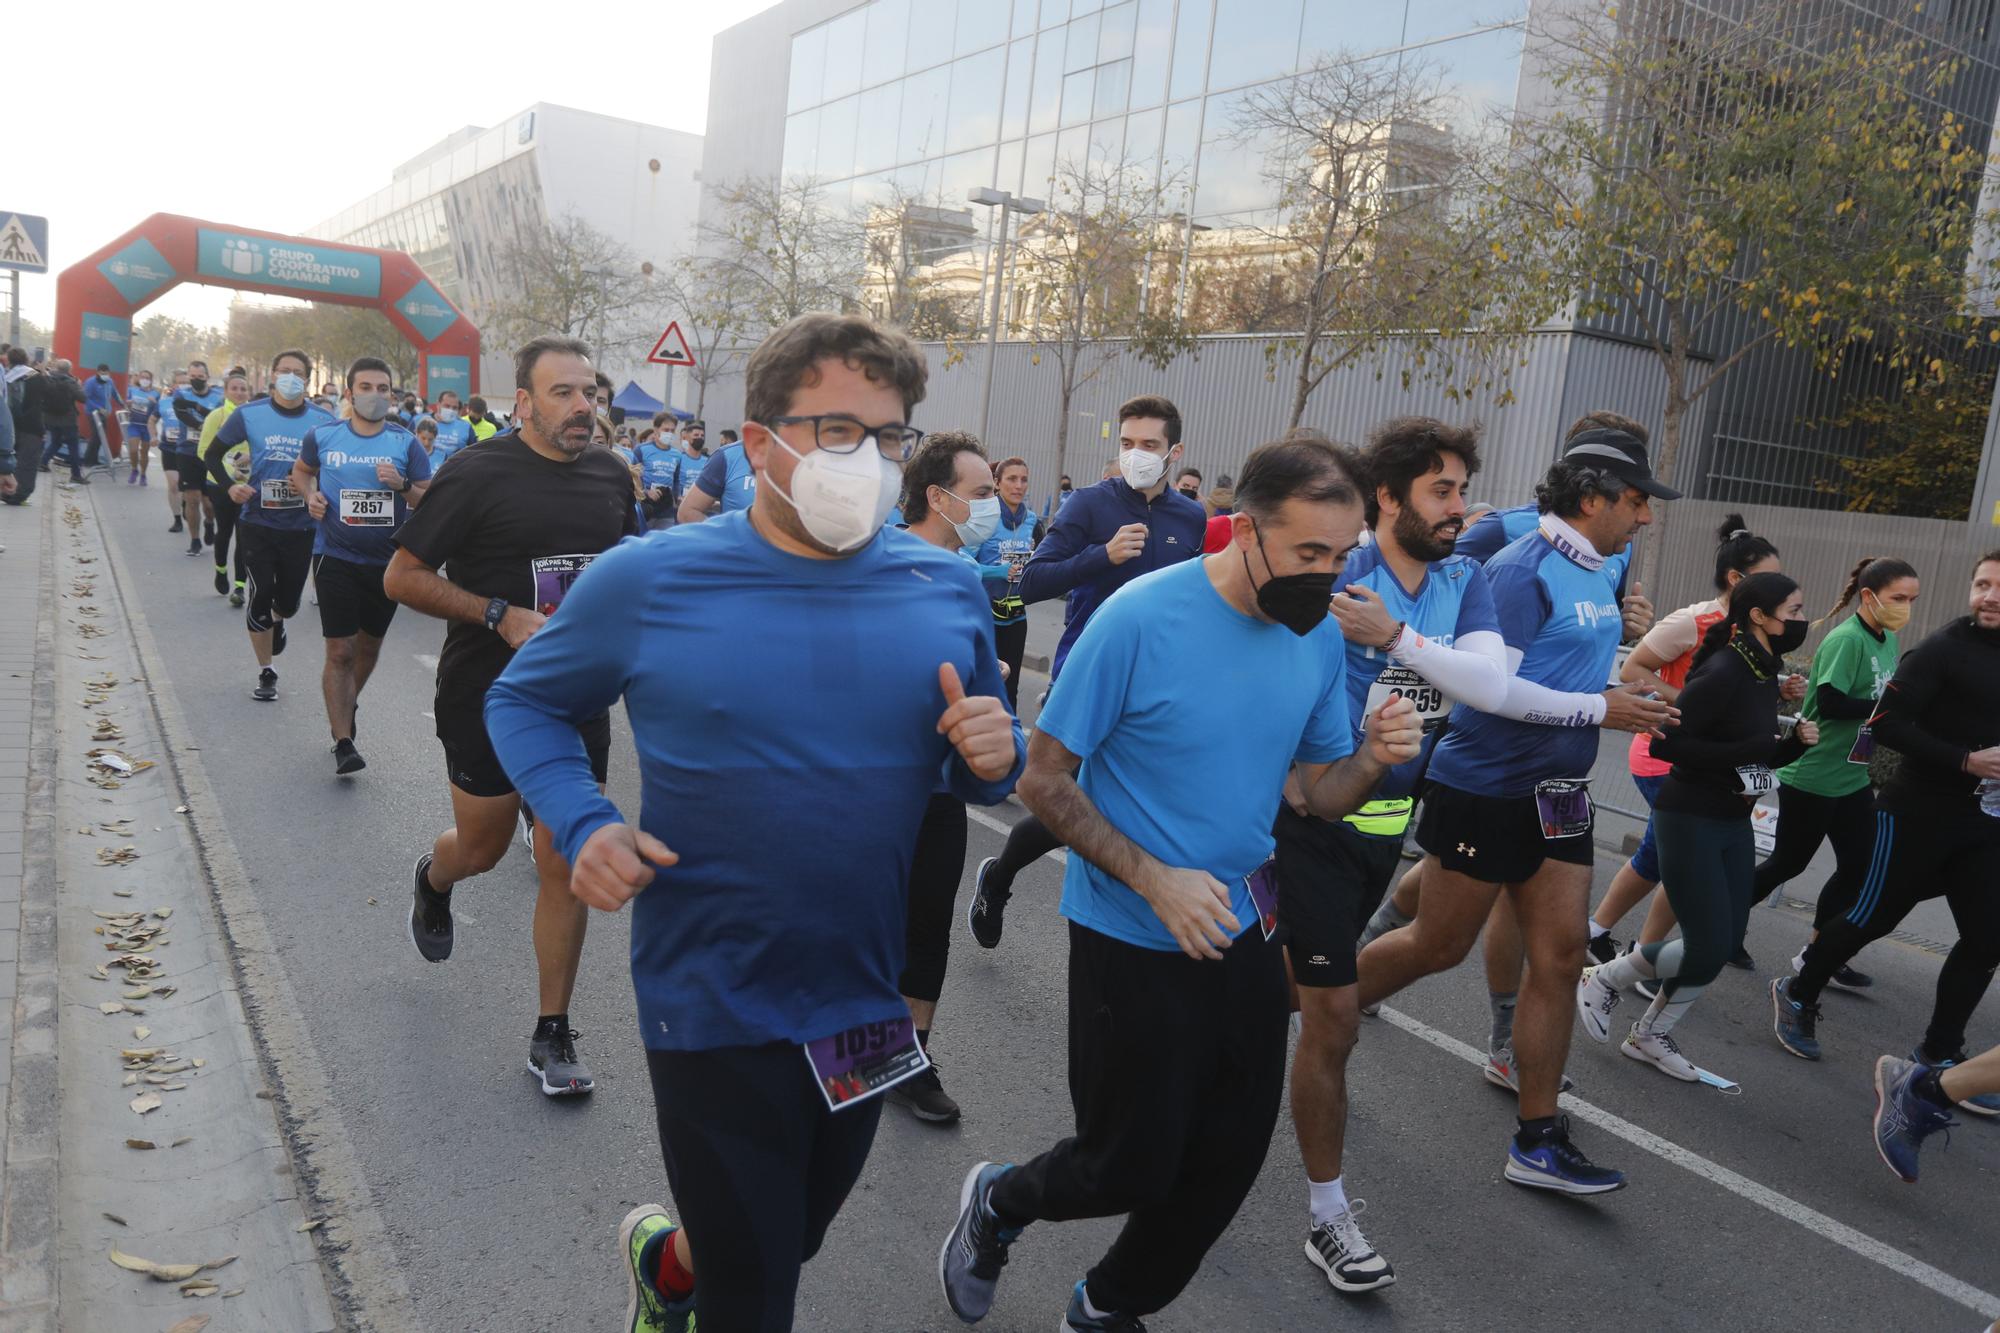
xmin=1573 ymin=600 xmax=1619 ymax=629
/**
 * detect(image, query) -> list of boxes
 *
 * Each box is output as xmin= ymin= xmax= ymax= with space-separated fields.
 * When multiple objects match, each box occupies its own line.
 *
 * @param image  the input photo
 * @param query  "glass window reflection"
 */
xmin=823 ymin=9 xmax=867 ymax=101
xmin=789 ymin=25 xmax=827 ymax=111
xmin=1061 ymin=68 xmax=1094 ymax=125
xmin=958 ymin=0 xmax=1011 ymax=55
xmin=1429 ymin=24 xmax=1526 ymax=135
xmin=1013 ymin=0 xmax=1040 ymax=39
xmin=948 ymin=48 xmax=1008 ymax=153
xmin=818 ymin=95 xmax=861 ymax=180
xmin=868 ymin=0 xmax=912 ymax=82
xmin=1300 ymin=2 xmax=1406 ymax=61
xmin=1405 ymin=0 xmax=1526 ymax=45
xmin=909 ymin=0 xmax=957 ymax=70
xmin=1023 ymin=131 xmax=1058 ymax=194
xmin=1003 ymin=39 xmax=1035 ymax=139
xmin=783 ymin=109 xmax=820 ymax=177
xmin=1094 ymin=59 xmax=1131 ymax=118
xmin=1098 ymin=1 xmax=1137 ymax=61
xmin=900 ymin=65 xmax=952 ymax=162
xmin=1130 ymin=0 xmax=1173 ymax=109
xmin=1168 ymin=0 xmax=1212 ymax=100
xmin=856 ymin=83 xmax=904 ymax=174
xmin=1066 ymin=12 xmax=1101 ymax=72
xmin=1208 ymin=0 xmax=1302 ymax=91
xmin=1031 ymin=31 xmax=1065 ymax=132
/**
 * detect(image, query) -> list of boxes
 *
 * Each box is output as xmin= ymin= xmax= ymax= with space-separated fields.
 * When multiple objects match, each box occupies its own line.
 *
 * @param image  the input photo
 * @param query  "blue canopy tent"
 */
xmin=608 ymin=381 xmax=664 ymax=423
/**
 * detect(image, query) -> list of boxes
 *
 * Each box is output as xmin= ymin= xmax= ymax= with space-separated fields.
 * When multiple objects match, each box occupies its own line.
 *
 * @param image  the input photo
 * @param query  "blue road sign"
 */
xmin=0 ymin=212 xmax=49 ymax=274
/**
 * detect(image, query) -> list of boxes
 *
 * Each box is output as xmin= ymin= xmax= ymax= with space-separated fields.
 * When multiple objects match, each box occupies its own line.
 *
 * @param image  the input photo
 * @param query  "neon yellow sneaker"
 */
xmin=620 ymin=1204 xmax=694 ymax=1333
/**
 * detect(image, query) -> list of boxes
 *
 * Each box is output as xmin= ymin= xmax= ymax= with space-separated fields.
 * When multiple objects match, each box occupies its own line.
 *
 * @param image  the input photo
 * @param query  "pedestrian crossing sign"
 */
xmin=0 ymin=212 xmax=48 ymax=274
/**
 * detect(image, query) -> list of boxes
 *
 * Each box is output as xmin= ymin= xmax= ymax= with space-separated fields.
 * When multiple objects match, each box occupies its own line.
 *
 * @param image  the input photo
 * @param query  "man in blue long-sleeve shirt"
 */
xmin=969 ymin=394 xmax=1206 ymax=948
xmin=485 ymin=312 xmax=1025 ymax=1333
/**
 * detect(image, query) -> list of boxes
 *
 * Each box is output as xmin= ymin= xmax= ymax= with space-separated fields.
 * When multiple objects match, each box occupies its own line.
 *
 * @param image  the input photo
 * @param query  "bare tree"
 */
xmin=227 ymin=303 xmax=419 ymax=387
xmin=131 ymin=316 xmax=224 ymax=377
xmin=484 ymin=212 xmax=655 ymax=360
xmin=649 ymin=259 xmax=756 ymax=422
xmin=857 ymin=183 xmax=982 ymax=342
xmin=700 ymin=176 xmax=864 ymax=335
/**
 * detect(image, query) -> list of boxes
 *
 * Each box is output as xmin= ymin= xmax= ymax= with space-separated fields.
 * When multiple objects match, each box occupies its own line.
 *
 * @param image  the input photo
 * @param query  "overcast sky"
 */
xmin=8 ymin=0 xmax=770 ymax=334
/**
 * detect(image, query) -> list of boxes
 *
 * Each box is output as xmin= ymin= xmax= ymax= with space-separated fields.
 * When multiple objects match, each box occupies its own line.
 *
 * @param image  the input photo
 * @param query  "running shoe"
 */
xmin=203 ymin=518 xmax=215 ymax=546
xmin=1794 ymin=948 xmax=1874 ymax=992
xmin=1360 ymin=1001 xmax=1381 ymax=1018
xmin=1483 ymin=1044 xmax=1575 ymax=1095
xmin=1914 ymin=1049 xmax=2000 ymax=1118
xmin=1575 ymin=966 xmax=1621 ymax=1044
xmin=1622 ymin=1025 xmax=1698 ymax=1082
xmin=1061 ymin=1280 xmax=1147 ymax=1331
xmin=518 ymin=807 xmax=535 ymax=853
xmin=1303 ymin=1200 xmax=1395 ymax=1293
xmin=1503 ymin=1117 xmax=1626 ymax=1195
xmin=185 ymin=537 xmax=202 ymax=557
xmin=169 ymin=516 xmax=183 ymax=533
xmin=128 ymin=468 xmax=138 ymax=484
xmin=409 ymin=854 xmax=453 ymax=962
xmin=271 ymin=619 xmax=288 ymax=656
xmin=888 ymin=1060 xmax=961 ymax=1124
xmin=939 ymin=1161 xmax=1023 ymax=1322
xmin=1872 ymin=1055 xmax=1955 ymax=1183
xmin=251 ymin=667 xmax=278 ymax=702
xmin=1634 ymin=977 xmax=1660 ymax=1003
xmin=967 ymin=856 xmax=1006 ymax=950
xmin=1586 ymin=932 xmax=1621 ymax=966
xmin=228 ymin=584 xmax=244 ymax=608
xmin=213 ymin=566 xmax=228 ymax=596
xmin=1725 ymin=944 xmax=1754 ymax=970
xmin=1770 ymin=976 xmax=1821 ymax=1060
xmin=528 ymin=1023 xmax=595 ymax=1096
xmin=333 ymin=739 xmax=366 ymax=775
xmin=618 ymin=1204 xmax=694 ymax=1333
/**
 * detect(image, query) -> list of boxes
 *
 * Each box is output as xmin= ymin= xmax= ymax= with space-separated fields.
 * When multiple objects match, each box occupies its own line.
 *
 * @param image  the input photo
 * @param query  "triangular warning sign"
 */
xmin=0 ymin=216 xmax=44 ymax=269
xmin=647 ymin=321 xmax=697 ymax=368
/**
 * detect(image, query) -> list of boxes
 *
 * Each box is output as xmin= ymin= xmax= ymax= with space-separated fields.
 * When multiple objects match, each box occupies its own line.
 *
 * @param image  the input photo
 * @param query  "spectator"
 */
xmin=4 ymin=348 xmax=41 ymax=506
xmin=38 ymin=358 xmax=88 ymax=484
xmin=82 ymin=362 xmax=123 ymax=466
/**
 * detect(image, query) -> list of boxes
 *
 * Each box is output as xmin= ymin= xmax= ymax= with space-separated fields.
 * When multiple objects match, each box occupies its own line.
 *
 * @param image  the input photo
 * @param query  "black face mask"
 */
xmin=1769 ymin=617 xmax=1808 ymax=655
xmin=189 ymin=377 xmax=207 ymax=393
xmin=1244 ymin=521 xmax=1334 ymax=636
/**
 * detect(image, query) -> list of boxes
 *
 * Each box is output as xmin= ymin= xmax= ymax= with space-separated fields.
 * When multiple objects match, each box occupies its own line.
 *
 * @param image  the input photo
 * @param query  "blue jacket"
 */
xmin=1019 ymin=477 xmax=1206 ymax=678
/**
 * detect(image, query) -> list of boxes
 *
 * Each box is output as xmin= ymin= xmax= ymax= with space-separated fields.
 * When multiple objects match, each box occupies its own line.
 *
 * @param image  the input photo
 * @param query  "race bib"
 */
xmin=1366 ymin=665 xmax=1449 ymax=733
xmin=339 ymin=488 xmax=394 ymax=526
xmin=531 ymin=554 xmax=596 ymax=616
xmin=1534 ymin=779 xmax=1592 ymax=840
xmin=802 ymin=1016 xmax=928 ymax=1112
xmin=1846 ymin=725 xmax=1875 ymax=766
xmin=1245 ymin=860 xmax=1278 ymax=941
xmin=1735 ymin=765 xmax=1776 ymax=797
xmin=260 ymin=477 xmax=303 ymax=510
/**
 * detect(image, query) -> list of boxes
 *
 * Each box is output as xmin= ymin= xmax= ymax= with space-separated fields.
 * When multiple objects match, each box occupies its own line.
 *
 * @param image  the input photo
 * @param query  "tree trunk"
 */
xmin=1288 ymin=348 xmax=1313 ymax=432
xmin=1637 ymin=388 xmax=1687 ymax=597
xmin=1053 ymin=370 xmax=1075 ymax=492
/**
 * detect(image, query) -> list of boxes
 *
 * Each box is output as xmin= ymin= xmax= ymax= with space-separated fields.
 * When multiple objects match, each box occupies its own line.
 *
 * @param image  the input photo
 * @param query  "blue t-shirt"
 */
xmin=1454 ymin=503 xmax=1539 ymax=563
xmin=483 ymin=515 xmax=1025 ymax=1052
xmin=1338 ymin=545 xmax=1500 ymax=799
xmin=169 ymin=385 xmax=225 ymax=447
xmin=668 ymin=447 xmax=709 ymax=497
xmin=1018 ymin=478 xmax=1207 ymax=678
xmin=1037 ymin=558 xmax=1354 ymax=952
xmin=210 ymin=397 xmax=337 ymax=531
xmin=430 ymin=416 xmax=476 ymax=465
xmin=1426 ymin=529 xmax=1626 ymax=797
xmin=969 ymin=500 xmax=1043 ymax=623
xmin=123 ymin=385 xmax=158 ymax=429
xmin=694 ymin=442 xmax=756 ymax=512
xmin=299 ymin=419 xmax=434 ymax=565
xmin=635 ymin=442 xmax=680 ymax=492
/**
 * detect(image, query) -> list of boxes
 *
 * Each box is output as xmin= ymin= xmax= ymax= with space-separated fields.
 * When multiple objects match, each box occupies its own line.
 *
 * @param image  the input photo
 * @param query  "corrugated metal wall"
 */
xmin=690 ymin=330 xmax=1682 ymax=512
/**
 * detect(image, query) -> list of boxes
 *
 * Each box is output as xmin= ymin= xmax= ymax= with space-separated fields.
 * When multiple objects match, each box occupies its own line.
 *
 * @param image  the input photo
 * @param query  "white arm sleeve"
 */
xmin=1487 ymin=645 xmax=1610 ymax=727
xmin=1388 ymin=627 xmax=1509 ymax=713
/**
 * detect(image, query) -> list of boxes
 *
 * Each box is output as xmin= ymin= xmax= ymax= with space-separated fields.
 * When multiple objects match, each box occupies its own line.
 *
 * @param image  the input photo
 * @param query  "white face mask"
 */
xmin=945 ymin=490 xmax=1001 ymax=548
xmin=1119 ymin=447 xmax=1168 ymax=490
xmin=768 ymin=435 xmax=900 ymax=552
xmin=273 ymin=372 xmax=307 ymax=401
xmin=437 ymin=407 xmax=457 ymax=423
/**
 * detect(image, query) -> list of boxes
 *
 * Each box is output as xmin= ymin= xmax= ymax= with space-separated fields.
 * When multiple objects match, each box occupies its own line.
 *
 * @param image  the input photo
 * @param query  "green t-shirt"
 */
xmin=1777 ymin=614 xmax=1898 ymax=797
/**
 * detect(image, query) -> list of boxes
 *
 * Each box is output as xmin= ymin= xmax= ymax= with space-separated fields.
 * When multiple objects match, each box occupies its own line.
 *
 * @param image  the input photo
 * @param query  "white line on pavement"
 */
xmin=415 ymin=653 xmax=439 ymax=671
xmin=961 ymin=804 xmax=2000 ymax=1321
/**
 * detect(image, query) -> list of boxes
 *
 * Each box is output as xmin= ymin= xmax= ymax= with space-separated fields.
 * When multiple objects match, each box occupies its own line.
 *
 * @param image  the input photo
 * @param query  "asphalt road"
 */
xmin=86 ymin=476 xmax=2000 ymax=1332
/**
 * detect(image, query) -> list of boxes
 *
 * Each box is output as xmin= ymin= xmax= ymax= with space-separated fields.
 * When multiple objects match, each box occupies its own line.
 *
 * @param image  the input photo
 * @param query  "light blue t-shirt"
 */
xmin=299 ymin=419 xmax=434 ymax=565
xmin=1037 ymin=558 xmax=1354 ymax=952
xmin=210 ymin=397 xmax=337 ymax=532
xmin=1427 ymin=528 xmax=1626 ymax=796
xmin=1338 ymin=544 xmax=1500 ymax=799
xmin=694 ymin=442 xmax=756 ymax=512
xmin=635 ymin=442 xmax=680 ymax=491
xmin=430 ymin=415 xmax=476 ymax=465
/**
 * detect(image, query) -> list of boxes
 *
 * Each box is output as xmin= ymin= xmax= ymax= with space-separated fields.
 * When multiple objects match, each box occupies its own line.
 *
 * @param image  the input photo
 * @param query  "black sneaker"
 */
xmin=1726 ymin=945 xmax=1755 ymax=970
xmin=1503 ymin=1117 xmax=1626 ymax=1195
xmin=333 ymin=739 xmax=366 ymax=775
xmin=527 ymin=1024 xmax=596 ymax=1096
xmin=888 ymin=1060 xmax=961 ymax=1124
xmin=185 ymin=536 xmax=203 ymax=557
xmin=228 ymin=584 xmax=244 ymax=608
xmin=409 ymin=854 xmax=453 ymax=962
xmin=1586 ymin=932 xmax=1620 ymax=966
xmin=967 ymin=856 xmax=1007 ymax=950
xmin=213 ymin=566 xmax=228 ymax=596
xmin=251 ymin=667 xmax=278 ymax=702
xmin=203 ymin=519 xmax=215 ymax=546
xmin=169 ymin=516 xmax=184 ymax=533
xmin=271 ymin=619 xmax=288 ymax=656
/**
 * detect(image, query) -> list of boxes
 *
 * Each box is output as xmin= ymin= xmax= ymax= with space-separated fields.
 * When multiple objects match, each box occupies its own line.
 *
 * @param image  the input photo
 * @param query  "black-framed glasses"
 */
xmin=763 ymin=414 xmax=924 ymax=462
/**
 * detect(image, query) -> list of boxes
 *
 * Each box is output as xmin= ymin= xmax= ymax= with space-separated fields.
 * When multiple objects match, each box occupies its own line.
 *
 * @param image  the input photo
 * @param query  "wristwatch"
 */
xmin=483 ymin=596 xmax=509 ymax=632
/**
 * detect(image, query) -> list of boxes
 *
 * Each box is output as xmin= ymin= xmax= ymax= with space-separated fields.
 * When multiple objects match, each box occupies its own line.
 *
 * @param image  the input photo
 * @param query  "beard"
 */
xmin=532 ymin=403 xmax=593 ymax=456
xmin=1395 ymin=504 xmax=1462 ymax=563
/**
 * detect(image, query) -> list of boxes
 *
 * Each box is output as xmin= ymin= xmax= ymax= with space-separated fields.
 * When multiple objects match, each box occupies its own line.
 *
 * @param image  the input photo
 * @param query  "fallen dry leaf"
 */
xmin=107 ymin=1246 xmax=202 ymax=1281
xmin=133 ymin=1026 xmax=150 ymax=1041
xmin=295 ymin=1218 xmax=325 ymax=1233
xmin=125 ymin=1138 xmax=156 ymax=1150
xmin=102 ymin=1212 xmax=127 ymax=1227
xmin=98 ymin=1002 xmax=125 ymax=1015
xmin=171 ymin=1136 xmax=192 ymax=1148
xmin=180 ymin=1279 xmax=219 ymax=1297
xmin=167 ymin=1316 xmax=211 ymax=1333
xmin=129 ymin=1092 xmax=161 ymax=1115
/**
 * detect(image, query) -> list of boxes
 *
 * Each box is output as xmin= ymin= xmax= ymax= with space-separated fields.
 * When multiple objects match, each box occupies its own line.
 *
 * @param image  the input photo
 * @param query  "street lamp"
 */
xmin=968 ymin=187 xmax=1045 ymax=444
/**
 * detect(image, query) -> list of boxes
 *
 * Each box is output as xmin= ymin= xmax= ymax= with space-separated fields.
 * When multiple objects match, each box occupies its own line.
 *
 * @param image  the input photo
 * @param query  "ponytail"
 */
xmin=1692 ymin=571 xmax=1799 ymax=672
xmin=1711 ymin=514 xmax=1780 ymax=593
xmin=1818 ymin=555 xmax=1919 ymax=624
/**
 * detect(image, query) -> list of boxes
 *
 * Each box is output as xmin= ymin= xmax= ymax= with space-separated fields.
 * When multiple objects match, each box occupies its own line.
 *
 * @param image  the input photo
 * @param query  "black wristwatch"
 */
xmin=483 ymin=596 xmax=509 ymax=632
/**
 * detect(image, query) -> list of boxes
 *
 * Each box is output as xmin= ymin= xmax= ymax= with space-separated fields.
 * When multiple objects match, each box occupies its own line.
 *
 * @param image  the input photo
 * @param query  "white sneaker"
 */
xmin=1483 ymin=1043 xmax=1577 ymax=1095
xmin=1621 ymin=1024 xmax=1699 ymax=1081
xmin=1304 ymin=1201 xmax=1395 ymax=1293
xmin=1576 ymin=966 xmax=1621 ymax=1044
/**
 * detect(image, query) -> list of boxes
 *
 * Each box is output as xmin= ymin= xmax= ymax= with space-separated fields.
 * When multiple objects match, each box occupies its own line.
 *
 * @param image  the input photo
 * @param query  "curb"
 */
xmin=84 ymin=487 xmax=420 ymax=1331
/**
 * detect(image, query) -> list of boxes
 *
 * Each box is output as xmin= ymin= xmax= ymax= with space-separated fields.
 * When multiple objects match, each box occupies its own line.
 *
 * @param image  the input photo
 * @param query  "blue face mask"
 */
xmin=274 ymin=372 xmax=306 ymax=401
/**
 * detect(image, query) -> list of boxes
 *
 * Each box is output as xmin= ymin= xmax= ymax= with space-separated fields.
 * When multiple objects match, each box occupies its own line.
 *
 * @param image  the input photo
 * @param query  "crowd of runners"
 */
xmin=74 ymin=312 xmax=1999 ymax=1332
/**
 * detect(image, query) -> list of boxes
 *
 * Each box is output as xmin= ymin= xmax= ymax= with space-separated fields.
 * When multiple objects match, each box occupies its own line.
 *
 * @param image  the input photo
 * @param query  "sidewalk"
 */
xmin=0 ymin=486 xmax=339 ymax=1331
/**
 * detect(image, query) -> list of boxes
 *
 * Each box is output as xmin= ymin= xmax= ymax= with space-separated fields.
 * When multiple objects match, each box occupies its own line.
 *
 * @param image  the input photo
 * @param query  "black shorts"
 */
xmin=437 ymin=692 xmax=612 ymax=800
xmin=238 ymin=524 xmax=316 ymax=627
xmin=1414 ymin=781 xmax=1595 ymax=886
xmin=1272 ymin=805 xmax=1406 ymax=988
xmin=315 ymin=555 xmax=398 ymax=639
xmin=174 ymin=450 xmax=209 ymax=488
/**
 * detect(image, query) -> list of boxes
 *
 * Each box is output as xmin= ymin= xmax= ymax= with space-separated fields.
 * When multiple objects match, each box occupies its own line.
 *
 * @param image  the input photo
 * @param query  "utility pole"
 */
xmin=967 ymin=188 xmax=1045 ymax=444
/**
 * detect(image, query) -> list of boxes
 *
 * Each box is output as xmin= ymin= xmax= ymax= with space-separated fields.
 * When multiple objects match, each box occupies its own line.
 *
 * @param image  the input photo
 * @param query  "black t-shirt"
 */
xmin=395 ymin=431 xmax=641 ymax=708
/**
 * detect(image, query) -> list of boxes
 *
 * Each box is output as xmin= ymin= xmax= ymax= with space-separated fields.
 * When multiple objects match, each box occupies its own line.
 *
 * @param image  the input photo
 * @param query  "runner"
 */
xmin=1353 ymin=427 xmax=1678 ymax=1195
xmin=289 ymin=357 xmax=433 ymax=775
xmin=1773 ymin=551 xmax=2000 ymax=1119
xmin=156 ymin=369 xmax=191 ymax=529
xmin=968 ymin=455 xmax=1044 ymax=711
xmin=1277 ymin=416 xmax=1508 ymax=1294
xmin=206 ymin=352 xmax=333 ymax=701
xmin=678 ymin=419 xmax=755 ymax=522
xmin=384 ymin=335 xmax=641 ymax=1099
xmin=1750 ymin=556 xmax=1919 ymax=984
xmin=122 ymin=368 xmax=157 ymax=485
xmin=938 ymin=432 xmax=1421 ymax=1330
xmin=1576 ymin=572 xmax=1817 ymax=1081
xmin=483 ymin=313 xmax=1021 ymax=1331
xmin=1586 ymin=518 xmax=1787 ymax=972
xmin=195 ymin=372 xmax=251 ymax=600
xmin=634 ymin=421 xmax=682 ymax=529
xmin=466 ymin=394 xmax=501 ymax=440
xmin=966 ymin=395 xmax=1205 ymax=949
xmin=413 ymin=416 xmax=439 ymax=462
xmin=172 ymin=360 xmax=225 ymax=555
xmin=429 ymin=390 xmax=477 ymax=465
xmin=886 ymin=431 xmax=1003 ymax=1126
xmin=1873 ymin=1042 xmax=2000 ymax=1182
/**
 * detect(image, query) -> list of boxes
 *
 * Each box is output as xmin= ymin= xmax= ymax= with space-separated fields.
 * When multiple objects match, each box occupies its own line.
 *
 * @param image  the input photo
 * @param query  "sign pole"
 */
xmin=8 ymin=270 xmax=17 ymax=346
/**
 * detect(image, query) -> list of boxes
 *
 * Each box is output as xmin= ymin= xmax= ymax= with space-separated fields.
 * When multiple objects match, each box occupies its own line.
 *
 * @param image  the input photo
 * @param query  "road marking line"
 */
xmin=963 ymin=804 xmax=2000 ymax=1320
